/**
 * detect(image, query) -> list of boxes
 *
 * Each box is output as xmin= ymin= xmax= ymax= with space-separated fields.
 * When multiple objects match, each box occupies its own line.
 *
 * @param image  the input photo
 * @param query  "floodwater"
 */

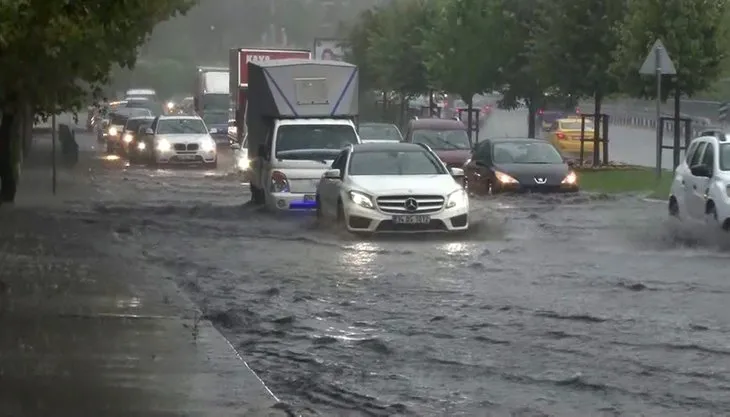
xmin=26 ymin=112 xmax=730 ymax=416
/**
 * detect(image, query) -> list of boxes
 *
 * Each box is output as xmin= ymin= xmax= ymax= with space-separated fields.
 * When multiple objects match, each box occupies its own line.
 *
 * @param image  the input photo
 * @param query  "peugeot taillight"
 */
xmin=556 ymin=132 xmax=566 ymax=140
xmin=270 ymin=170 xmax=289 ymax=192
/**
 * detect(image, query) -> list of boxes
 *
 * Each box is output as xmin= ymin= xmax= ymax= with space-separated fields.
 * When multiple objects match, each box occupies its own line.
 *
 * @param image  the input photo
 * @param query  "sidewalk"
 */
xmin=0 ymin=134 xmax=284 ymax=416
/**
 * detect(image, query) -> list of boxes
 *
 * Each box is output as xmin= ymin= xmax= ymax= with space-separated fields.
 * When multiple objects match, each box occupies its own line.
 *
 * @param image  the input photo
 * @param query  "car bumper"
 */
xmin=266 ymin=191 xmax=317 ymax=211
xmin=496 ymin=183 xmax=579 ymax=193
xmin=342 ymin=202 xmax=469 ymax=233
xmin=155 ymin=149 xmax=217 ymax=164
xmin=557 ymin=140 xmax=595 ymax=153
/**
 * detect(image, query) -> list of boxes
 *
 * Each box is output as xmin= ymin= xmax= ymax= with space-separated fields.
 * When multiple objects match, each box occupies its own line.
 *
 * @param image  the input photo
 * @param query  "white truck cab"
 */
xmin=240 ymin=59 xmax=361 ymax=210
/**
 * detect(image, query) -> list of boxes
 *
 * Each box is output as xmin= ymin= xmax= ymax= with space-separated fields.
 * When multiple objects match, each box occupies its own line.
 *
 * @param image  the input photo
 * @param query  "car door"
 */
xmin=685 ymin=140 xmax=709 ymax=219
xmin=674 ymin=140 xmax=699 ymax=207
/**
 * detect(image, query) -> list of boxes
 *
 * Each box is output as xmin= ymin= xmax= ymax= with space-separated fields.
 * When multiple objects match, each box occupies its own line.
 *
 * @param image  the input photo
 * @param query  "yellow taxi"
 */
xmin=547 ymin=117 xmax=599 ymax=154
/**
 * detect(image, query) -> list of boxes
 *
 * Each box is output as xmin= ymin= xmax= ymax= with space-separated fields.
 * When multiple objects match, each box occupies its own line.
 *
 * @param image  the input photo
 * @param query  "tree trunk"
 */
xmin=527 ymin=96 xmax=537 ymax=138
xmin=592 ymin=93 xmax=602 ymax=166
xmin=398 ymin=92 xmax=406 ymax=129
xmin=0 ymin=111 xmax=18 ymax=203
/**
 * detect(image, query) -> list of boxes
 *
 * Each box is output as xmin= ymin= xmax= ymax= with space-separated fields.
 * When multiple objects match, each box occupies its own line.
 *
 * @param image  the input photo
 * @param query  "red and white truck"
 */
xmin=228 ymin=47 xmax=311 ymax=142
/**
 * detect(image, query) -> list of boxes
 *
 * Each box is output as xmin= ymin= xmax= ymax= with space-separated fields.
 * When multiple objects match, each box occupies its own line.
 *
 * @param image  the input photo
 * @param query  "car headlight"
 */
xmin=495 ymin=170 xmax=518 ymax=184
xmin=446 ymin=189 xmax=468 ymax=208
xmin=123 ymin=133 xmax=133 ymax=143
xmin=562 ymin=171 xmax=577 ymax=185
xmin=108 ymin=126 xmax=118 ymax=136
xmin=201 ymin=138 xmax=216 ymax=152
xmin=157 ymin=139 xmax=171 ymax=151
xmin=726 ymin=184 xmax=730 ymax=198
xmin=137 ymin=142 xmax=146 ymax=150
xmin=349 ymin=191 xmax=374 ymax=208
xmin=237 ymin=157 xmax=250 ymax=171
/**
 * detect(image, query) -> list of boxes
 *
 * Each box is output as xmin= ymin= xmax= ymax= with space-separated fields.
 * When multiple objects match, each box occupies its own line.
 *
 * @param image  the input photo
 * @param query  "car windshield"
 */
xmin=559 ymin=120 xmax=594 ymax=130
xmin=125 ymin=119 xmax=152 ymax=132
xmin=156 ymin=118 xmax=207 ymax=135
xmin=201 ymin=95 xmax=229 ymax=111
xmin=203 ymin=112 xmax=228 ymax=125
xmin=359 ymin=124 xmax=401 ymax=141
xmin=720 ymin=143 xmax=730 ymax=170
xmin=412 ymin=129 xmax=471 ymax=150
xmin=349 ymin=150 xmax=445 ymax=175
xmin=275 ymin=125 xmax=358 ymax=158
xmin=493 ymin=141 xmax=564 ymax=164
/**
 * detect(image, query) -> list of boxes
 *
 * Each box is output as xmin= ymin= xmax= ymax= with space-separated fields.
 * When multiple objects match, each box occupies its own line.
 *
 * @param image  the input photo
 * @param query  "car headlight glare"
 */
xmin=495 ymin=170 xmax=518 ymax=184
xmin=446 ymin=189 xmax=468 ymax=208
xmin=123 ymin=134 xmax=133 ymax=143
xmin=137 ymin=142 xmax=146 ymax=150
xmin=201 ymin=138 xmax=216 ymax=152
xmin=237 ymin=158 xmax=250 ymax=171
xmin=349 ymin=191 xmax=374 ymax=208
xmin=562 ymin=171 xmax=577 ymax=185
xmin=157 ymin=139 xmax=171 ymax=151
xmin=108 ymin=126 xmax=118 ymax=136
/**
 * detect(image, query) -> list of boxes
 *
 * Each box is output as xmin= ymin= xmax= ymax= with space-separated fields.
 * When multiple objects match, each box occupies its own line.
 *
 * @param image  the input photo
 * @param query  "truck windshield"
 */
xmin=157 ymin=119 xmax=207 ymax=135
xmin=275 ymin=125 xmax=358 ymax=158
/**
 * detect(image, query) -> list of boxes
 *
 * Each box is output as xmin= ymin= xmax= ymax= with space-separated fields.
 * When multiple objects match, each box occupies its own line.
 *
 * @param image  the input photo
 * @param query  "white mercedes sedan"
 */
xmin=315 ymin=142 xmax=469 ymax=233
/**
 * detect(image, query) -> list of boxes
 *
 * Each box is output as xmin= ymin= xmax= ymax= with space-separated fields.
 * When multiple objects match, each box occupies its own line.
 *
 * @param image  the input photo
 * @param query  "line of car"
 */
xmin=233 ymin=117 xmax=580 ymax=234
xmin=100 ymin=112 xmax=219 ymax=168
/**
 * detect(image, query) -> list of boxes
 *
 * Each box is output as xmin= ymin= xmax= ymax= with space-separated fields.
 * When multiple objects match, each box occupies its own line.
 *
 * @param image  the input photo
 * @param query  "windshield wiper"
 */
xmin=432 ymin=136 xmax=461 ymax=150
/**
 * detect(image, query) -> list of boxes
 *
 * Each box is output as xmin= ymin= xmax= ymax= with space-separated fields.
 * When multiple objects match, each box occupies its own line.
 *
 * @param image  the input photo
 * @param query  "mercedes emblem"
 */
xmin=404 ymin=198 xmax=418 ymax=212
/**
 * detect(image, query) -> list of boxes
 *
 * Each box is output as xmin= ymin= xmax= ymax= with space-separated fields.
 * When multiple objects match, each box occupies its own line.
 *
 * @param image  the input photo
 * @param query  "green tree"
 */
xmin=343 ymin=8 xmax=385 ymax=92
xmin=366 ymin=0 xmax=433 ymax=99
xmin=535 ymin=0 xmax=626 ymax=164
xmin=493 ymin=0 xmax=550 ymax=138
xmin=0 ymin=0 xmax=194 ymax=202
xmin=612 ymin=0 xmax=728 ymax=106
xmin=422 ymin=0 xmax=502 ymax=139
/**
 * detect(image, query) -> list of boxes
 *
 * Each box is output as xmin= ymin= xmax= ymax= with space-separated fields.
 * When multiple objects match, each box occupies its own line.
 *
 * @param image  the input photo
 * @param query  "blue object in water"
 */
xmin=289 ymin=201 xmax=317 ymax=210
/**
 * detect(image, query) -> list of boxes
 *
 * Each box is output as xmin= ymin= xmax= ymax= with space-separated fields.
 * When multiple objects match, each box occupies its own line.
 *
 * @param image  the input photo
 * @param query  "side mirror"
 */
xmin=690 ymin=164 xmax=712 ymax=177
xmin=450 ymin=167 xmax=465 ymax=177
xmin=144 ymin=128 xmax=154 ymax=135
xmin=323 ymin=169 xmax=341 ymax=179
xmin=230 ymin=143 xmax=240 ymax=150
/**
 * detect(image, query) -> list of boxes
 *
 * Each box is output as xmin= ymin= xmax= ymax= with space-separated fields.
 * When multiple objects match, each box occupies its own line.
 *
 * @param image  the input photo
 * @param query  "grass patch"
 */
xmin=576 ymin=167 xmax=672 ymax=198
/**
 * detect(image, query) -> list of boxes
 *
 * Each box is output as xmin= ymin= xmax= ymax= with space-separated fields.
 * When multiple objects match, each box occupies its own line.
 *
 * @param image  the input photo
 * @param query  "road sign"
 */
xmin=720 ymin=102 xmax=730 ymax=123
xmin=639 ymin=39 xmax=676 ymax=75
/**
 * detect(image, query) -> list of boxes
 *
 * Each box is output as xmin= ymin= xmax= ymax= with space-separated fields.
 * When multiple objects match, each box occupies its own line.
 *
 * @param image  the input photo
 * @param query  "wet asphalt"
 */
xmin=51 ymin=112 xmax=730 ymax=416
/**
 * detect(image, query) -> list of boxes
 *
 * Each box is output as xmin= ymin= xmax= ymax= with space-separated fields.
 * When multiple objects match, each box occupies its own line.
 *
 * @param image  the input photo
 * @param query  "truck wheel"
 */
xmin=250 ymin=184 xmax=265 ymax=204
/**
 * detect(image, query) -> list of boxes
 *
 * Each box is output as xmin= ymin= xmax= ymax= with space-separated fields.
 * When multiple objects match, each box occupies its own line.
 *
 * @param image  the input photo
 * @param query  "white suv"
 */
xmin=669 ymin=130 xmax=730 ymax=230
xmin=315 ymin=142 xmax=469 ymax=233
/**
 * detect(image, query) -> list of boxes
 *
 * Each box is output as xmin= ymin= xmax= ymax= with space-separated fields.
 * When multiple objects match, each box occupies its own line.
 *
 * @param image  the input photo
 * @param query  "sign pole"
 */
xmin=654 ymin=50 xmax=662 ymax=180
xmin=51 ymin=114 xmax=56 ymax=194
xmin=639 ymin=39 xmax=676 ymax=181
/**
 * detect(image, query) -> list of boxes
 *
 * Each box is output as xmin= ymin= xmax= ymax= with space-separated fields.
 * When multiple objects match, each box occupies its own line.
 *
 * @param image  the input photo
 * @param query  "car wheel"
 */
xmin=337 ymin=200 xmax=345 ymax=225
xmin=668 ymin=197 xmax=679 ymax=217
xmin=706 ymin=203 xmax=720 ymax=227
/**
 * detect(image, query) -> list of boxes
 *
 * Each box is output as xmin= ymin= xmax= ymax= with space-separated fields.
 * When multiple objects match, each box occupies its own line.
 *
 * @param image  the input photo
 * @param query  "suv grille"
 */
xmin=376 ymin=195 xmax=444 ymax=214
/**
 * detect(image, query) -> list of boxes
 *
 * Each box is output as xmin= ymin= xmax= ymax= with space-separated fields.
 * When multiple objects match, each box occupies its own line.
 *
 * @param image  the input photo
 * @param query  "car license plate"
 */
xmin=303 ymin=194 xmax=316 ymax=202
xmin=392 ymin=215 xmax=430 ymax=224
xmin=179 ymin=154 xmax=196 ymax=160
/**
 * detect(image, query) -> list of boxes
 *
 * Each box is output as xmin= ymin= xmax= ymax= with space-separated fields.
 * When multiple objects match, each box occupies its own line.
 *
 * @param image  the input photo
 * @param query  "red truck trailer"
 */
xmin=229 ymin=47 xmax=311 ymax=143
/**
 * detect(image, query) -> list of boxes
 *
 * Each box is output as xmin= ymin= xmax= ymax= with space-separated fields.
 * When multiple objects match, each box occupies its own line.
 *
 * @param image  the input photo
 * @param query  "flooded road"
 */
xmin=44 ymin=115 xmax=730 ymax=416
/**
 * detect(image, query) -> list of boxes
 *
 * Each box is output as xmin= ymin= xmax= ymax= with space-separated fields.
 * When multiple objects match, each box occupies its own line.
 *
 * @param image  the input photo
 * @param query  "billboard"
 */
xmin=313 ymin=38 xmax=349 ymax=61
